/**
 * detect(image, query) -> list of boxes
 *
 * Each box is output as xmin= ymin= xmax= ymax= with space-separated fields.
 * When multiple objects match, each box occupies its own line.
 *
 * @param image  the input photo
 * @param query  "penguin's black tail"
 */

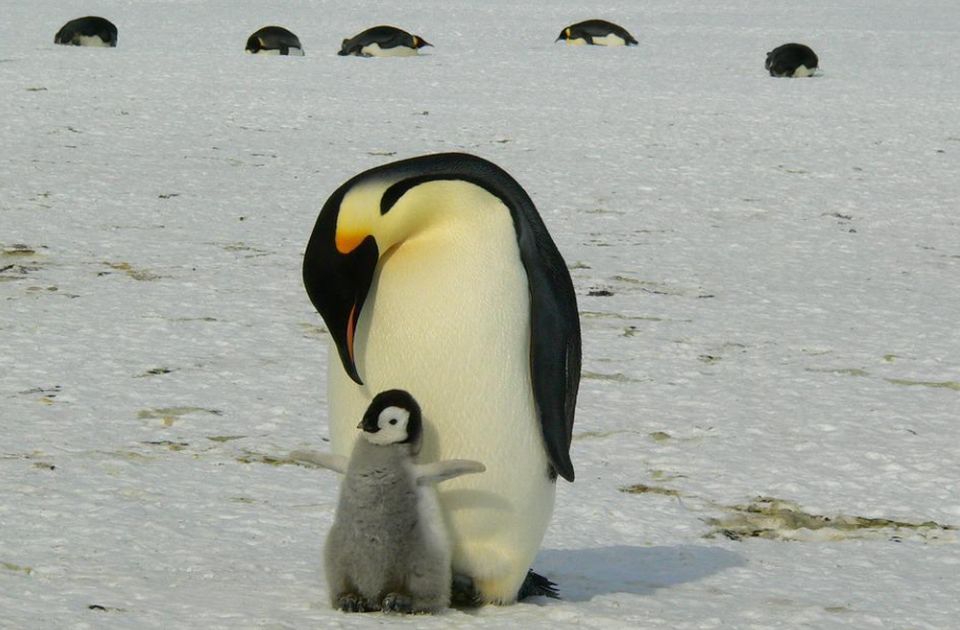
xmin=450 ymin=570 xmax=561 ymax=607
xmin=517 ymin=570 xmax=560 ymax=600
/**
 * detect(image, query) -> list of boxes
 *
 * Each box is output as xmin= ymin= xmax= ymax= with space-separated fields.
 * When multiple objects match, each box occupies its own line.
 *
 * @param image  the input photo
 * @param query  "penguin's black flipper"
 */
xmin=517 ymin=570 xmax=560 ymax=600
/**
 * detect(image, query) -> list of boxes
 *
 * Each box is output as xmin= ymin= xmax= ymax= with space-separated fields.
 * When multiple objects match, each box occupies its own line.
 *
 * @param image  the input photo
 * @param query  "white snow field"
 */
xmin=2 ymin=0 xmax=959 ymax=627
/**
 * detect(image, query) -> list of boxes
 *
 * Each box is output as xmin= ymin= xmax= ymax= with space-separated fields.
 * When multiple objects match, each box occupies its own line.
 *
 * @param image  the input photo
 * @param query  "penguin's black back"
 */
xmin=766 ymin=43 xmax=819 ymax=77
xmin=54 ymin=16 xmax=117 ymax=47
xmin=339 ymin=25 xmax=420 ymax=56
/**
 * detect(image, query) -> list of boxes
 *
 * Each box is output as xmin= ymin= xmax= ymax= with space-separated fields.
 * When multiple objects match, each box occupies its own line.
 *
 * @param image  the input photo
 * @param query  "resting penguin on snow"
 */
xmin=338 ymin=25 xmax=431 ymax=57
xmin=54 ymin=16 xmax=117 ymax=47
xmin=302 ymin=152 xmax=581 ymax=605
xmin=294 ymin=390 xmax=485 ymax=613
xmin=766 ymin=43 xmax=819 ymax=77
xmin=245 ymin=26 xmax=304 ymax=56
xmin=556 ymin=19 xmax=638 ymax=47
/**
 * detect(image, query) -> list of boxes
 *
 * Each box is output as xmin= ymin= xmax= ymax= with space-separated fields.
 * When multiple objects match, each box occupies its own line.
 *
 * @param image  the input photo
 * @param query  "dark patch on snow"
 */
xmin=620 ymin=483 xmax=681 ymax=497
xmin=88 ymin=604 xmax=126 ymax=612
xmin=142 ymin=440 xmax=189 ymax=451
xmin=102 ymin=262 xmax=162 ymax=281
xmin=885 ymin=378 xmax=960 ymax=391
xmin=705 ymin=497 xmax=956 ymax=542
xmin=137 ymin=367 xmax=173 ymax=377
xmin=236 ymin=450 xmax=313 ymax=467
xmin=207 ymin=435 xmax=246 ymax=443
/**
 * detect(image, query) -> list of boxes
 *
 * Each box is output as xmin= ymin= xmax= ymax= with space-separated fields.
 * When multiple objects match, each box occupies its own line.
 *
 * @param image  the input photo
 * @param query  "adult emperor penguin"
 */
xmin=302 ymin=153 xmax=581 ymax=605
xmin=338 ymin=25 xmax=431 ymax=57
xmin=54 ymin=16 xmax=117 ymax=47
xmin=245 ymin=26 xmax=304 ymax=56
xmin=306 ymin=389 xmax=485 ymax=613
xmin=556 ymin=19 xmax=638 ymax=47
xmin=765 ymin=43 xmax=819 ymax=77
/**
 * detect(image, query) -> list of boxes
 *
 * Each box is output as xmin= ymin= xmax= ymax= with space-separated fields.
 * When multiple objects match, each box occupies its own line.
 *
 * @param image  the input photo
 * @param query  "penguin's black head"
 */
xmin=245 ymin=35 xmax=261 ymax=53
xmin=302 ymin=153 xmax=521 ymax=386
xmin=555 ymin=27 xmax=572 ymax=42
xmin=412 ymin=35 xmax=432 ymax=49
xmin=358 ymin=389 xmax=423 ymax=450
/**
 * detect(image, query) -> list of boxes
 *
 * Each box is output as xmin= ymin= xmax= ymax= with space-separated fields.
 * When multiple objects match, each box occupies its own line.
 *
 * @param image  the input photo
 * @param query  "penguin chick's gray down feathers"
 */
xmin=293 ymin=390 xmax=485 ymax=613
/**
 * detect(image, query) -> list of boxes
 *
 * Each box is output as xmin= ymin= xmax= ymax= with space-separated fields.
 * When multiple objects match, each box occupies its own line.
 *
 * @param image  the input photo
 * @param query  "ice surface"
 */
xmin=2 ymin=1 xmax=959 ymax=628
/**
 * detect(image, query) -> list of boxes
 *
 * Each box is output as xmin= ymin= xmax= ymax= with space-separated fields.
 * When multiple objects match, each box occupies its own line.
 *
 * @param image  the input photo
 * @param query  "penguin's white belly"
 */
xmin=327 ymin=192 xmax=555 ymax=601
xmin=75 ymin=35 xmax=111 ymax=47
xmin=248 ymin=47 xmax=303 ymax=56
xmin=361 ymin=42 xmax=418 ymax=57
xmin=793 ymin=64 xmax=814 ymax=77
xmin=591 ymin=34 xmax=626 ymax=47
xmin=565 ymin=37 xmax=589 ymax=46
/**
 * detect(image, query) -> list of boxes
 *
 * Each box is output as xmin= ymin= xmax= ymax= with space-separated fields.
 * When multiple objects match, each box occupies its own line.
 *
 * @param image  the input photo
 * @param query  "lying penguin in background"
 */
xmin=338 ymin=25 xmax=431 ymax=57
xmin=54 ymin=16 xmax=118 ymax=47
xmin=556 ymin=19 xmax=638 ymax=46
xmin=292 ymin=390 xmax=485 ymax=613
xmin=245 ymin=26 xmax=304 ymax=56
xmin=765 ymin=43 xmax=819 ymax=77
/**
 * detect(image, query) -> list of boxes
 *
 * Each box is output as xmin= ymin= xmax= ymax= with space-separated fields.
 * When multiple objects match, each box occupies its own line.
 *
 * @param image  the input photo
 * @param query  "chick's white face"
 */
xmin=363 ymin=405 xmax=411 ymax=445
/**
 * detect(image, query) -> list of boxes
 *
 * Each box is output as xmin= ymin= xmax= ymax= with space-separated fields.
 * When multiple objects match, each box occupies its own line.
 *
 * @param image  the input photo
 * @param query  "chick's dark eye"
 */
xmin=389 ymin=418 xmax=398 ymax=425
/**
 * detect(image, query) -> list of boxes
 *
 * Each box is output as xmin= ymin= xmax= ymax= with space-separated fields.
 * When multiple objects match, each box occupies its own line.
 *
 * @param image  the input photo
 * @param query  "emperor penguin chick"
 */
xmin=306 ymin=390 xmax=485 ymax=613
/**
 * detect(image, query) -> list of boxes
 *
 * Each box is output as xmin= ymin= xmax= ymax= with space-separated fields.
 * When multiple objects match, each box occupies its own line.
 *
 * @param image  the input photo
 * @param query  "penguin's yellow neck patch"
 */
xmin=335 ymin=178 xmax=507 ymax=256
xmin=336 ymin=184 xmax=384 ymax=252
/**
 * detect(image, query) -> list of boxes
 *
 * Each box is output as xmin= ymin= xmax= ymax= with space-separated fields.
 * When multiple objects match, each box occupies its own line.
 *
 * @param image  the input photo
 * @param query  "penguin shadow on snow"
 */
xmin=534 ymin=545 xmax=745 ymax=602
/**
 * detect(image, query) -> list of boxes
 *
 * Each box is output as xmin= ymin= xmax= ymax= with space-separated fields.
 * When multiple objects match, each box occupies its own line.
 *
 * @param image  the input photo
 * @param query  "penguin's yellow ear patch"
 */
xmin=413 ymin=36 xmax=419 ymax=47
xmin=565 ymin=28 xmax=571 ymax=38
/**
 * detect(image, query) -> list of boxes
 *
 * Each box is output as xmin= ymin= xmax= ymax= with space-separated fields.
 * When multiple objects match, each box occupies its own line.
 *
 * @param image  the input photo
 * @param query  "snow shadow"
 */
xmin=534 ymin=545 xmax=746 ymax=602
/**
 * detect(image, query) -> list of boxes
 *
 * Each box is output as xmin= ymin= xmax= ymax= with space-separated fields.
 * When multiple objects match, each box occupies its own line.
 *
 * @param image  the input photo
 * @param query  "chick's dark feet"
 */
xmin=381 ymin=592 xmax=414 ymax=613
xmin=336 ymin=593 xmax=371 ymax=613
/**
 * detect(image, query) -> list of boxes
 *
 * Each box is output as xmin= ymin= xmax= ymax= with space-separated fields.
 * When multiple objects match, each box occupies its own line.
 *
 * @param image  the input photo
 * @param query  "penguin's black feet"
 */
xmin=517 ymin=570 xmax=560 ymax=600
xmin=335 ymin=593 xmax=370 ymax=613
xmin=381 ymin=592 xmax=413 ymax=614
xmin=450 ymin=573 xmax=482 ymax=608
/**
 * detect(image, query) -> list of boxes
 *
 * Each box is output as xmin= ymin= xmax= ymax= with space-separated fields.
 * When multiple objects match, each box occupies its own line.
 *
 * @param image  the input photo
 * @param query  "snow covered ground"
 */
xmin=2 ymin=0 xmax=959 ymax=627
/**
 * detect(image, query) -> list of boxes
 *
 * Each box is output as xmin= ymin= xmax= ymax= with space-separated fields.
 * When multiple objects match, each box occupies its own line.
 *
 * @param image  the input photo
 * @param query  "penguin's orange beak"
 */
xmin=336 ymin=230 xmax=367 ymax=254
xmin=345 ymin=302 xmax=359 ymax=368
